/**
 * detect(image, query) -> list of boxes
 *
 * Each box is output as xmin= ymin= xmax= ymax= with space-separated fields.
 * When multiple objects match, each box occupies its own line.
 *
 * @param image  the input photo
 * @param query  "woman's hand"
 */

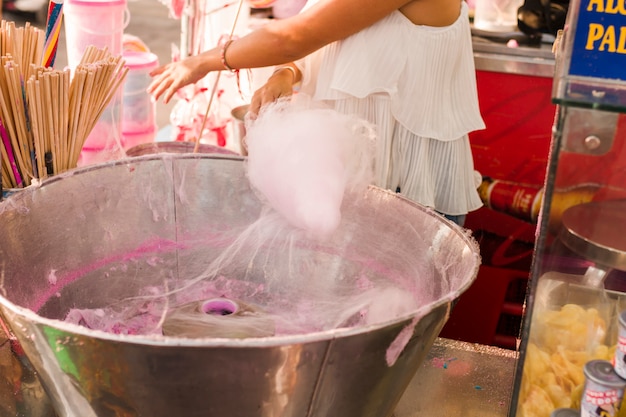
xmin=250 ymin=66 xmax=298 ymax=116
xmin=148 ymin=53 xmax=213 ymax=104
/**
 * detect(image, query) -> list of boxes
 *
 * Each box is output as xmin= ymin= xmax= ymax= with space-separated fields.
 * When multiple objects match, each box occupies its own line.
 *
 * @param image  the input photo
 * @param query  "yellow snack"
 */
xmin=570 ymin=383 xmax=583 ymax=409
xmin=517 ymin=304 xmax=612 ymax=417
xmin=535 ymin=305 xmax=606 ymax=352
xmin=519 ymin=384 xmax=555 ymax=417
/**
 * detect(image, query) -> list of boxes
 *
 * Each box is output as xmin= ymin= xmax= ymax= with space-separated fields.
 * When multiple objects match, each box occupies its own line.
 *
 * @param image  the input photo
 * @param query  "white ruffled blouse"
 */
xmin=294 ymin=2 xmax=485 ymax=216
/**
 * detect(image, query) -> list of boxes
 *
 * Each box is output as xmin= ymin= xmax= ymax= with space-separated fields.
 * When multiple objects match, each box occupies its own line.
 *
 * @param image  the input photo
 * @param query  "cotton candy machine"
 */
xmin=0 ymin=154 xmax=480 ymax=417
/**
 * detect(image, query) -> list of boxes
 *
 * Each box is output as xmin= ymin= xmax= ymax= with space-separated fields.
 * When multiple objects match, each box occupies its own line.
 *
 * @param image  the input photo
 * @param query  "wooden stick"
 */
xmin=50 ymin=71 xmax=61 ymax=174
xmin=40 ymin=73 xmax=54 ymax=177
xmin=26 ymin=77 xmax=44 ymax=179
xmin=59 ymin=69 xmax=69 ymax=172
xmin=74 ymin=67 xmax=96 ymax=159
xmin=1 ymin=158 xmax=13 ymax=189
xmin=68 ymin=68 xmax=86 ymax=166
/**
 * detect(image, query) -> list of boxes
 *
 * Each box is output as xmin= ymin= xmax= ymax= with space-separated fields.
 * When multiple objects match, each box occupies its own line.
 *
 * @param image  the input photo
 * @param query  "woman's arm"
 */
xmin=148 ymin=0 xmax=414 ymax=103
xmin=224 ymin=0 xmax=416 ymax=66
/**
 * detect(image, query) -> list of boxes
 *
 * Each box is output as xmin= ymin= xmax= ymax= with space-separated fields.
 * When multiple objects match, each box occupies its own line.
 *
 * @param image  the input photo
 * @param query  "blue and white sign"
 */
xmin=569 ymin=0 xmax=626 ymax=81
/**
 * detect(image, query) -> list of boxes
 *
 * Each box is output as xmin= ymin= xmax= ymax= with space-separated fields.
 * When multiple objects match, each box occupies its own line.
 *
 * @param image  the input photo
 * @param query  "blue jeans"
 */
xmin=441 ymin=214 xmax=466 ymax=227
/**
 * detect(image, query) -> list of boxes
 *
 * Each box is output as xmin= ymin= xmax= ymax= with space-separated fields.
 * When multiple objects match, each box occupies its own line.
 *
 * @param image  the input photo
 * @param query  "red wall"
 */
xmin=439 ymin=69 xmax=556 ymax=349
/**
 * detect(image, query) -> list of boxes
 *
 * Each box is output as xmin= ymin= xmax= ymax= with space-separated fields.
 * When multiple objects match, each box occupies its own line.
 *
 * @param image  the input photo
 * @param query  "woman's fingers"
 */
xmin=149 ymin=65 xmax=166 ymax=78
xmin=148 ymin=61 xmax=194 ymax=103
xmin=249 ymin=94 xmax=262 ymax=117
xmin=249 ymin=81 xmax=293 ymax=116
xmin=148 ymin=72 xmax=174 ymax=103
xmin=148 ymin=68 xmax=169 ymax=100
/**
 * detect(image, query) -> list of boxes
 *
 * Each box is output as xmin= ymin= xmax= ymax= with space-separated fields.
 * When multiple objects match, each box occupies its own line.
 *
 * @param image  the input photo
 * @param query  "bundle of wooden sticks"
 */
xmin=0 ymin=20 xmax=128 ymax=189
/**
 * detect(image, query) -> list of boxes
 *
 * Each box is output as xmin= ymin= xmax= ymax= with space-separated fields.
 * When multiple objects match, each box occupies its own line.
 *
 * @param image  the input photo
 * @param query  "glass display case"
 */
xmin=510 ymin=1 xmax=626 ymax=416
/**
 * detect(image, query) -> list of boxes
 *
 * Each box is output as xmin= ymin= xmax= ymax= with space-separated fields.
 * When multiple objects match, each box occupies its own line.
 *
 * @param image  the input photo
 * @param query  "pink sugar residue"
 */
xmin=386 ymin=316 xmax=419 ymax=366
xmin=47 ymin=270 xmax=58 ymax=285
xmin=33 ymin=237 xmax=185 ymax=312
xmin=431 ymin=357 xmax=458 ymax=369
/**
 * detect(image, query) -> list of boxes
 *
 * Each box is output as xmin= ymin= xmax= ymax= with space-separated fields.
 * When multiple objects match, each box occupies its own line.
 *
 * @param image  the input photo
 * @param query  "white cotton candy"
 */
xmin=245 ymin=99 xmax=376 ymax=240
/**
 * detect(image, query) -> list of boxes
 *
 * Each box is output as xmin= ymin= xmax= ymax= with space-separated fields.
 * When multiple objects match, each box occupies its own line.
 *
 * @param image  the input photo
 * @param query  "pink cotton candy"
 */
xmin=245 ymin=100 xmax=376 ymax=240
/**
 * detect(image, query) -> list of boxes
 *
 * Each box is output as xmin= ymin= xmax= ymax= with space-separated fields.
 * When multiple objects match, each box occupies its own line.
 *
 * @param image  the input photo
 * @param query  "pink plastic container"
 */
xmin=122 ymin=51 xmax=159 ymax=134
xmin=122 ymin=126 xmax=156 ymax=151
xmin=63 ymin=0 xmax=129 ymax=69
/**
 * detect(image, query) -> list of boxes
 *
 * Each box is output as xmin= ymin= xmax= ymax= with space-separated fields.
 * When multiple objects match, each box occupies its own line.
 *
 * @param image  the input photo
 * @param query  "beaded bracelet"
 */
xmin=218 ymin=35 xmax=251 ymax=99
xmin=220 ymin=39 xmax=237 ymax=73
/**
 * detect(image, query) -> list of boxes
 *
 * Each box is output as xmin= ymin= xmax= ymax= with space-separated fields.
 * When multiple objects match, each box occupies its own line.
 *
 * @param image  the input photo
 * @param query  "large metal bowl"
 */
xmin=0 ymin=155 xmax=480 ymax=417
